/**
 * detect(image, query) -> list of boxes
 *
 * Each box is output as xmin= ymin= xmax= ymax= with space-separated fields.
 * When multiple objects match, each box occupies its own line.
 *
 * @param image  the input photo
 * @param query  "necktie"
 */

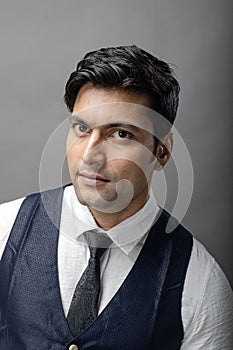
xmin=67 ymin=230 xmax=111 ymax=337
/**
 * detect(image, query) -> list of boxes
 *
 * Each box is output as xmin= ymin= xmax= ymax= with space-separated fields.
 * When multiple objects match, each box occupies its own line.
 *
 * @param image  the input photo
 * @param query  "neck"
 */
xmin=89 ymin=192 xmax=149 ymax=230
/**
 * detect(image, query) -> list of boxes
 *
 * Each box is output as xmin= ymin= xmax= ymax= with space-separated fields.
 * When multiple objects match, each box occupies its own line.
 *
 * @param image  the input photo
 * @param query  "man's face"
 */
xmin=66 ymin=84 xmax=157 ymax=216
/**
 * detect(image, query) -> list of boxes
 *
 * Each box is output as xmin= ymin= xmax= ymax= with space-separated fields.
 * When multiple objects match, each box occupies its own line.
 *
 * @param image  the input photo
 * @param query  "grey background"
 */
xmin=0 ymin=1 xmax=232 ymax=285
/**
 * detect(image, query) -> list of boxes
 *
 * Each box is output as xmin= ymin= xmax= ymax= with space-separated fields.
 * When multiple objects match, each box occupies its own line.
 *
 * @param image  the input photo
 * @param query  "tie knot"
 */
xmin=83 ymin=230 xmax=112 ymax=260
xmin=89 ymin=246 xmax=107 ymax=260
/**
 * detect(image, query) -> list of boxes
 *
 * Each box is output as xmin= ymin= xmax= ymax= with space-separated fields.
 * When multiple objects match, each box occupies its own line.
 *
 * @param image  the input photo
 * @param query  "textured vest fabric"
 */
xmin=0 ymin=186 xmax=193 ymax=350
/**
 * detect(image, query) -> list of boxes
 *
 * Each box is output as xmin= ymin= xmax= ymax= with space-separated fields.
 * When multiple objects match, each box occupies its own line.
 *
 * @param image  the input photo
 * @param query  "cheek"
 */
xmin=116 ymin=160 xmax=147 ymax=181
xmin=121 ymin=145 xmax=154 ymax=169
xmin=66 ymin=130 xmax=75 ymax=150
xmin=126 ymin=159 xmax=153 ymax=187
xmin=66 ymin=143 xmax=82 ymax=172
xmin=66 ymin=130 xmax=82 ymax=155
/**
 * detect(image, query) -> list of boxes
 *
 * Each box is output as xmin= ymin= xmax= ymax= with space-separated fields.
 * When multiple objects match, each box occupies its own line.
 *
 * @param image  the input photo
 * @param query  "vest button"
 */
xmin=68 ymin=345 xmax=78 ymax=350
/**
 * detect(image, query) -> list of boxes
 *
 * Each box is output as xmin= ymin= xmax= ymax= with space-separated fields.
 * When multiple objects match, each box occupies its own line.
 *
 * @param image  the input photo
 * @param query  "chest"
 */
xmin=0 ymin=189 xmax=192 ymax=349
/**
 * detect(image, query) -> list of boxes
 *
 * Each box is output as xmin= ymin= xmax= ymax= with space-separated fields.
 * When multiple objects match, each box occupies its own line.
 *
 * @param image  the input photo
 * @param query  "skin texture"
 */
xmin=66 ymin=84 xmax=172 ymax=229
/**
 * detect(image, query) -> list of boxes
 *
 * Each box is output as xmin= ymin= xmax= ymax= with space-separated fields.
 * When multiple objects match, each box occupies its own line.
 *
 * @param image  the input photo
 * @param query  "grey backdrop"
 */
xmin=0 ymin=1 xmax=232 ymax=285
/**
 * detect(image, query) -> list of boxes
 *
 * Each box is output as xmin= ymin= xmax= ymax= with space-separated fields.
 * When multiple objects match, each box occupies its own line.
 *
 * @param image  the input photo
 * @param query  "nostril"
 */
xmin=83 ymin=148 xmax=106 ymax=165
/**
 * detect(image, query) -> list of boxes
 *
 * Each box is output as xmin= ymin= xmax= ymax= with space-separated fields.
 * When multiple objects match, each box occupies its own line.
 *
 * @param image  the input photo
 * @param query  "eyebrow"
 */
xmin=69 ymin=115 xmax=86 ymax=125
xmin=69 ymin=115 xmax=142 ymax=132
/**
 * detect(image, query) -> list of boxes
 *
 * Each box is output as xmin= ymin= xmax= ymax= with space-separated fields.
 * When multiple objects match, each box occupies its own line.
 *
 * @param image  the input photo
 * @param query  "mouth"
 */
xmin=78 ymin=172 xmax=110 ymax=186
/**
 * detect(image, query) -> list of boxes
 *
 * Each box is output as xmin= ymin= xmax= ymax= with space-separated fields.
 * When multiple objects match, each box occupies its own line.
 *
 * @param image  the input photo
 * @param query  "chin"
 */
xmin=73 ymin=183 xmax=116 ymax=209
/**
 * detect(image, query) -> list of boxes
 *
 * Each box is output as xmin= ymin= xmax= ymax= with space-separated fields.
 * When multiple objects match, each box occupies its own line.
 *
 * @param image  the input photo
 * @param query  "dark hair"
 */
xmin=64 ymin=45 xmax=180 ymax=125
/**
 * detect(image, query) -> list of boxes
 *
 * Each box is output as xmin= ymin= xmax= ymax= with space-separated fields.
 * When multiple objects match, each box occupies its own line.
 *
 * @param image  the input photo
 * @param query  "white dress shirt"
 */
xmin=0 ymin=185 xmax=232 ymax=349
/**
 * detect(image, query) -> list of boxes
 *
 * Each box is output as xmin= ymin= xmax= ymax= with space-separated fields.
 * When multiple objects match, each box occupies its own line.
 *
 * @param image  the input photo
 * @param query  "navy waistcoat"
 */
xmin=0 ymin=185 xmax=193 ymax=350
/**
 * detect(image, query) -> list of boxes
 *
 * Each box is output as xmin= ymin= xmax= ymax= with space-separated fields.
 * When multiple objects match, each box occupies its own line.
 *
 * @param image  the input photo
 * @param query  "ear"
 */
xmin=154 ymin=132 xmax=173 ymax=171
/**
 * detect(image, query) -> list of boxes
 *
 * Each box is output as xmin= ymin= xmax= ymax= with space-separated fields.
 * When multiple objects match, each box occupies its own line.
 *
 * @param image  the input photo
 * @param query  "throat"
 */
xmin=89 ymin=195 xmax=148 ymax=230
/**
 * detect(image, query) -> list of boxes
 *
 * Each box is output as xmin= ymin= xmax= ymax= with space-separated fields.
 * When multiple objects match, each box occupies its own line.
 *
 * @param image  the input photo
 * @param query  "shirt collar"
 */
xmin=67 ymin=185 xmax=159 ymax=255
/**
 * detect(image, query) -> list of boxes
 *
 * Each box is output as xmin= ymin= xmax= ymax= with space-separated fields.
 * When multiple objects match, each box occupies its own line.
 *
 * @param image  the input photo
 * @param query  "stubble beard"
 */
xmin=72 ymin=174 xmax=119 ymax=211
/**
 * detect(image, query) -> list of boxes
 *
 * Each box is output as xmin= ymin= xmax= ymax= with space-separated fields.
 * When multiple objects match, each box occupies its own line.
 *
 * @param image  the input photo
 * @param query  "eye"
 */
xmin=73 ymin=123 xmax=89 ymax=136
xmin=112 ymin=129 xmax=133 ymax=139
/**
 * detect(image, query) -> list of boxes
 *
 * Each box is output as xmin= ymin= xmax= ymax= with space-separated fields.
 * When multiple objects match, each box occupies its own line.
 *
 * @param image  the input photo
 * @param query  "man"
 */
xmin=0 ymin=45 xmax=232 ymax=349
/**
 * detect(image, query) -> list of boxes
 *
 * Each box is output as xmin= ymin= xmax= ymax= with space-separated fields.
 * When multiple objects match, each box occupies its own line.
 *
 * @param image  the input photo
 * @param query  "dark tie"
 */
xmin=67 ymin=230 xmax=111 ymax=337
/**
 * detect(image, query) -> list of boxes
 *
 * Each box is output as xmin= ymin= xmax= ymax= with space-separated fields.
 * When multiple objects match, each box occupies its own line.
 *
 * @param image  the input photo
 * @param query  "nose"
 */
xmin=82 ymin=129 xmax=107 ymax=166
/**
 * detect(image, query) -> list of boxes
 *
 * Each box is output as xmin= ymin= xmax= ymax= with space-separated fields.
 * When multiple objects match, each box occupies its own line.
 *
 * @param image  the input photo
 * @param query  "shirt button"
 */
xmin=68 ymin=345 xmax=78 ymax=350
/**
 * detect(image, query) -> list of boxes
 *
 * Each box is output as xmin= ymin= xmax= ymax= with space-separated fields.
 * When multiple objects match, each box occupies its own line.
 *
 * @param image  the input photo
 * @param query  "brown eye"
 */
xmin=118 ymin=130 xmax=128 ymax=138
xmin=112 ymin=130 xmax=133 ymax=139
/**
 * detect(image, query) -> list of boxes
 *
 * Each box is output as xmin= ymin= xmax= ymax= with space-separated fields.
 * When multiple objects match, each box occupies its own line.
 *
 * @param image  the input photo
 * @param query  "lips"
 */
xmin=78 ymin=172 xmax=110 ymax=186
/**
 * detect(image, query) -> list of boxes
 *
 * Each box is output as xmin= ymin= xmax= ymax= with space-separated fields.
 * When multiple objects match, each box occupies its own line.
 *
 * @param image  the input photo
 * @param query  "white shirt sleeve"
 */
xmin=0 ymin=197 xmax=25 ymax=259
xmin=181 ymin=239 xmax=233 ymax=349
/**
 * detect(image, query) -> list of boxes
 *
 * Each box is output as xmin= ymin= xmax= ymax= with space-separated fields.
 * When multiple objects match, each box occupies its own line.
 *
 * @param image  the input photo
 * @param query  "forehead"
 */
xmin=72 ymin=84 xmax=154 ymax=132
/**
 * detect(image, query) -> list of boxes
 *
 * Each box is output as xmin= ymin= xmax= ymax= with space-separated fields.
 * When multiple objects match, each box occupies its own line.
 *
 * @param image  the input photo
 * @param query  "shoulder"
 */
xmin=0 ymin=185 xmax=72 ymax=258
xmin=0 ymin=197 xmax=25 ymax=231
xmin=0 ymin=185 xmax=72 ymax=233
xmin=0 ymin=197 xmax=25 ymax=258
xmin=181 ymin=237 xmax=233 ymax=348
